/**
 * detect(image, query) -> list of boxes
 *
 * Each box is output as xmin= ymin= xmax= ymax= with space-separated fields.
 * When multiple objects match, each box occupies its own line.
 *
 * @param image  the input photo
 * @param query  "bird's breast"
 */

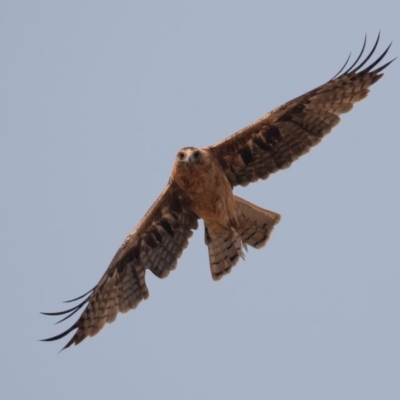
xmin=173 ymin=163 xmax=237 ymax=229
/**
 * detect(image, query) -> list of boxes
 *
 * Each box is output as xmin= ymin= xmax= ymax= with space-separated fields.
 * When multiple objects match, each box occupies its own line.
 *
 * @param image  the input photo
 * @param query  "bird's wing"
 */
xmin=41 ymin=184 xmax=198 ymax=349
xmin=210 ymin=34 xmax=394 ymax=187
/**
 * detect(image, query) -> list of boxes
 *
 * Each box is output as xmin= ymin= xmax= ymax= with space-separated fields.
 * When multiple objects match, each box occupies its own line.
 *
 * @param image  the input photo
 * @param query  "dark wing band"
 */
xmin=211 ymin=34 xmax=394 ymax=187
xmin=41 ymin=185 xmax=198 ymax=350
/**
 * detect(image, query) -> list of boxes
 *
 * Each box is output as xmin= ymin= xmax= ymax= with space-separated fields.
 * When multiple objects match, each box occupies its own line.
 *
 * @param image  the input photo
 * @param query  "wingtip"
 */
xmin=330 ymin=32 xmax=394 ymax=81
xmin=63 ymin=287 xmax=95 ymax=303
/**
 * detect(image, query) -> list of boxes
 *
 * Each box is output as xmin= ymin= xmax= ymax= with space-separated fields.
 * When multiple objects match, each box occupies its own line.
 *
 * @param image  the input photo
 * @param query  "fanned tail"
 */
xmin=205 ymin=196 xmax=280 ymax=281
xmin=235 ymin=196 xmax=281 ymax=249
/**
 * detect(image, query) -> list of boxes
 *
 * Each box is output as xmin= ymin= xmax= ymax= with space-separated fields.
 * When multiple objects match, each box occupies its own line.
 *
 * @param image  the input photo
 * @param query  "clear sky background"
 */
xmin=1 ymin=1 xmax=399 ymax=399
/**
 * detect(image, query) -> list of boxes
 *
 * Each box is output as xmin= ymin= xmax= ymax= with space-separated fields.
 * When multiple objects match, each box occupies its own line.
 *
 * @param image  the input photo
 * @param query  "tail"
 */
xmin=205 ymin=196 xmax=281 ymax=281
xmin=235 ymin=196 xmax=281 ymax=249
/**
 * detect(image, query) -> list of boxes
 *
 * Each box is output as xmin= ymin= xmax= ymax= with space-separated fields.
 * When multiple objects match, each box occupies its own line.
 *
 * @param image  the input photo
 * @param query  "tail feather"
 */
xmin=205 ymin=227 xmax=245 ymax=281
xmin=205 ymin=196 xmax=280 ymax=281
xmin=235 ymin=196 xmax=281 ymax=249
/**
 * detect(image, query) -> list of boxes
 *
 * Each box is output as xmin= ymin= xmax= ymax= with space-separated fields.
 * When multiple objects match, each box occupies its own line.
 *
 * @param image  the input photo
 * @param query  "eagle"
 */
xmin=42 ymin=35 xmax=394 ymax=350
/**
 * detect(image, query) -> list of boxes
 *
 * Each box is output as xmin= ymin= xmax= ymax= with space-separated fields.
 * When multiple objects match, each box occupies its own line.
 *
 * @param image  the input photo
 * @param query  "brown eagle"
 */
xmin=42 ymin=35 xmax=394 ymax=350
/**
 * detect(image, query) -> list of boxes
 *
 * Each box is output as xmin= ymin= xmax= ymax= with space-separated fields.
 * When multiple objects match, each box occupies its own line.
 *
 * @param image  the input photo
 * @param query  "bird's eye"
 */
xmin=193 ymin=150 xmax=201 ymax=159
xmin=177 ymin=152 xmax=185 ymax=160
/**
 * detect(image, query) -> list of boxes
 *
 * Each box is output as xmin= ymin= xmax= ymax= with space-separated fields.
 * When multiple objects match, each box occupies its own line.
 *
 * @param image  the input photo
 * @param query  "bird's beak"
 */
xmin=186 ymin=155 xmax=195 ymax=165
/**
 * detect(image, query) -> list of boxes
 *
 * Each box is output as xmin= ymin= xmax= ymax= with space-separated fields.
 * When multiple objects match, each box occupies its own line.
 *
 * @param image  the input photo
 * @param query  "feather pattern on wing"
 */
xmin=41 ymin=185 xmax=198 ymax=349
xmin=210 ymin=34 xmax=394 ymax=187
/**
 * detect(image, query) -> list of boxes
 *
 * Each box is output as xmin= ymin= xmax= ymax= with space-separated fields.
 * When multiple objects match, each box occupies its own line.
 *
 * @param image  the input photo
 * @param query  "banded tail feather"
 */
xmin=205 ymin=196 xmax=280 ymax=280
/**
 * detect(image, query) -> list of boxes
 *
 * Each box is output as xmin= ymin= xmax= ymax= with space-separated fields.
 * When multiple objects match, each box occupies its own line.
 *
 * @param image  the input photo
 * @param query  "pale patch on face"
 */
xmin=175 ymin=147 xmax=204 ymax=166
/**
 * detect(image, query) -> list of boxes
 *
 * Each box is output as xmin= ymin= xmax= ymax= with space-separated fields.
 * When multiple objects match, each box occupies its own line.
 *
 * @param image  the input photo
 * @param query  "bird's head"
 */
xmin=175 ymin=147 xmax=205 ymax=167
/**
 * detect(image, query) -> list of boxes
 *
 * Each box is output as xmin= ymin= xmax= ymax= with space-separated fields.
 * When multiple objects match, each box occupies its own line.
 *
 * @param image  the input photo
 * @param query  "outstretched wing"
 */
xmin=211 ymin=34 xmax=394 ymax=187
xmin=41 ymin=184 xmax=198 ymax=350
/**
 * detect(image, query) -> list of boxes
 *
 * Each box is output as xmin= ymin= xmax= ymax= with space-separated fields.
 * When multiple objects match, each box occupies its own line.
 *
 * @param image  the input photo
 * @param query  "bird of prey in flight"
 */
xmin=42 ymin=34 xmax=394 ymax=350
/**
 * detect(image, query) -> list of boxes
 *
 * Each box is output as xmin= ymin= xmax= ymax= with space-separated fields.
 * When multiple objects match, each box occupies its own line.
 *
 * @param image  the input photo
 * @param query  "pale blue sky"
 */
xmin=1 ymin=1 xmax=399 ymax=399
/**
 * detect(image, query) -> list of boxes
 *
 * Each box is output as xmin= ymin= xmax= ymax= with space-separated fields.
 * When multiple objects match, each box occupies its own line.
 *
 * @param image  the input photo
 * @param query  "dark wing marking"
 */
xmin=210 ymin=34 xmax=395 ymax=187
xmin=41 ymin=184 xmax=198 ymax=350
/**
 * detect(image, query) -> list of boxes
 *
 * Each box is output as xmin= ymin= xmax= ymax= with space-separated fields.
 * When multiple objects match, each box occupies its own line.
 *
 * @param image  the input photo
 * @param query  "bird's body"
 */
xmin=171 ymin=147 xmax=236 ymax=230
xmin=42 ymin=35 xmax=394 ymax=350
xmin=171 ymin=146 xmax=280 ymax=279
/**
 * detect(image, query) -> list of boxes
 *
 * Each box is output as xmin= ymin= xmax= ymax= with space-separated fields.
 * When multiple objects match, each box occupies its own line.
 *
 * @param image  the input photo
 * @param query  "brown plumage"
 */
xmin=42 ymin=34 xmax=394 ymax=350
